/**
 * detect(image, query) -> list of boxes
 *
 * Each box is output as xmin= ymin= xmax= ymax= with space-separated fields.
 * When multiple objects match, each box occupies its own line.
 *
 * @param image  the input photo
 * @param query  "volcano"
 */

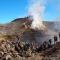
xmin=0 ymin=17 xmax=60 ymax=46
xmin=0 ymin=17 xmax=60 ymax=60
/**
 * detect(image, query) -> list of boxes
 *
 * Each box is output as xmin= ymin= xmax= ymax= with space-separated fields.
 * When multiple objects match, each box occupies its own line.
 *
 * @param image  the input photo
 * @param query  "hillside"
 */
xmin=0 ymin=17 xmax=55 ymax=34
xmin=0 ymin=17 xmax=60 ymax=60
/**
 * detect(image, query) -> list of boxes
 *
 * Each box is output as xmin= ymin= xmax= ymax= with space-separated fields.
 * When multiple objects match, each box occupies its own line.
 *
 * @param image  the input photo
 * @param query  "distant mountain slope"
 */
xmin=0 ymin=17 xmax=57 ymax=34
xmin=0 ymin=17 xmax=59 ymax=38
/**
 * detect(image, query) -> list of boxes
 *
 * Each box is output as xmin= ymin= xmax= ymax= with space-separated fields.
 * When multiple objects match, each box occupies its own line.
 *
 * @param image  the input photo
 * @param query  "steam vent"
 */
xmin=0 ymin=17 xmax=60 ymax=60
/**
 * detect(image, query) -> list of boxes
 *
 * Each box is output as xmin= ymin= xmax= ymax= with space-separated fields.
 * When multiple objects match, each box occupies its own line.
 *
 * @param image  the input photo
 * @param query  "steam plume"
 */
xmin=28 ymin=0 xmax=46 ymax=30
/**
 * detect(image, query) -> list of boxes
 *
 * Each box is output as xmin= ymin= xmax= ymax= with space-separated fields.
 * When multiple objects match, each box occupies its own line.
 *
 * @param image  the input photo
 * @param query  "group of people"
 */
xmin=35 ymin=39 xmax=52 ymax=52
xmin=14 ymin=32 xmax=60 ymax=56
xmin=36 ymin=32 xmax=60 ymax=52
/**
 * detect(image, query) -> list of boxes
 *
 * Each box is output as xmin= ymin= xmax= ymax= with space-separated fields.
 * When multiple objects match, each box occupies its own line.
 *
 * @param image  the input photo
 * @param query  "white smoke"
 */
xmin=54 ymin=21 xmax=60 ymax=31
xmin=28 ymin=0 xmax=47 ymax=30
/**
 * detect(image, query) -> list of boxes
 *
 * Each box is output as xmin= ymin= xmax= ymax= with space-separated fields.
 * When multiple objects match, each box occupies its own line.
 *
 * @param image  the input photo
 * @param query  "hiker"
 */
xmin=23 ymin=43 xmax=30 ymax=51
xmin=35 ymin=45 xmax=42 ymax=52
xmin=42 ymin=41 xmax=47 ymax=50
xmin=54 ymin=36 xmax=58 ymax=44
xmin=48 ymin=39 xmax=52 ymax=48
xmin=59 ymin=32 xmax=60 ymax=38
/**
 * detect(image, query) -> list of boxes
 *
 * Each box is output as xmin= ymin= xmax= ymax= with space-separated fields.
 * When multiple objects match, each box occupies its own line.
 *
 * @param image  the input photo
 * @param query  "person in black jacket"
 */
xmin=48 ymin=39 xmax=52 ymax=48
xmin=54 ymin=36 xmax=58 ymax=44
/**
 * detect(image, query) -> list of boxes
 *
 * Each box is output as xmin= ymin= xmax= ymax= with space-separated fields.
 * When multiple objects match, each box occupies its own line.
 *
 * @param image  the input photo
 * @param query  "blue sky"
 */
xmin=0 ymin=0 xmax=60 ymax=23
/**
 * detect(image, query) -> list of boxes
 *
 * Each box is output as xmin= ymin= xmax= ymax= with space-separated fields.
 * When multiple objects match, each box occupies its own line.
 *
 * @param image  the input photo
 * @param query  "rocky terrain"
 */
xmin=0 ymin=17 xmax=60 ymax=60
xmin=0 ymin=34 xmax=60 ymax=60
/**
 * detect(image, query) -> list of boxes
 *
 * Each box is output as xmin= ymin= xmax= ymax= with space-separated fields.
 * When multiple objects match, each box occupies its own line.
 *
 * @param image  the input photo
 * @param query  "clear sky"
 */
xmin=0 ymin=0 xmax=60 ymax=23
